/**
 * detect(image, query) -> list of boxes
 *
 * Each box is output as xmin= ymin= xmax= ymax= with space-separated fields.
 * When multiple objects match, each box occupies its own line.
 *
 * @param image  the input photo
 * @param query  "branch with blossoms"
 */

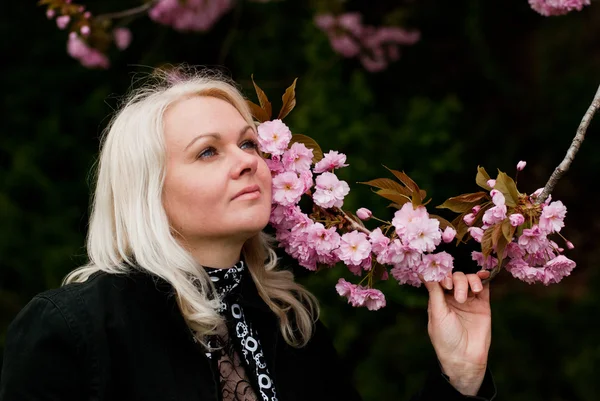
xmin=248 ymin=77 xmax=598 ymax=310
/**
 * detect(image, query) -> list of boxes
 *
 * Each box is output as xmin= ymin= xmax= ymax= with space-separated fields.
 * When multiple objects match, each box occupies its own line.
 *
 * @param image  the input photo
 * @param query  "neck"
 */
xmin=186 ymin=238 xmax=244 ymax=269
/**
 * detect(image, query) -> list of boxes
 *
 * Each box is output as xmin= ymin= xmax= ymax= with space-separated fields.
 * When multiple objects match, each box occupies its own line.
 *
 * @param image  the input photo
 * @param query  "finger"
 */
xmin=478 ymin=281 xmax=491 ymax=302
xmin=466 ymin=273 xmax=483 ymax=294
xmin=441 ymin=275 xmax=453 ymax=290
xmin=452 ymin=271 xmax=469 ymax=303
xmin=419 ymin=274 xmax=447 ymax=315
xmin=477 ymin=270 xmax=491 ymax=280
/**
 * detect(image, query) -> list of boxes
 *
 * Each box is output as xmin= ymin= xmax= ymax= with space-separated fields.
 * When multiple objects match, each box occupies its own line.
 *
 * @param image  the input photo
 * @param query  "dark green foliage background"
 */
xmin=2 ymin=1 xmax=600 ymax=399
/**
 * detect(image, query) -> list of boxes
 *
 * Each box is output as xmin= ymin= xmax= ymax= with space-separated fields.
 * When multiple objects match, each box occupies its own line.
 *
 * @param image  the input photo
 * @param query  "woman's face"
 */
xmin=162 ymin=96 xmax=272 ymax=248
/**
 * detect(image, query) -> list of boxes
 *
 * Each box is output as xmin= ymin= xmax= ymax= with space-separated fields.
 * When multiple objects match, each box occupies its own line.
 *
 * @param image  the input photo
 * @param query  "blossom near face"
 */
xmin=162 ymin=96 xmax=272 ymax=247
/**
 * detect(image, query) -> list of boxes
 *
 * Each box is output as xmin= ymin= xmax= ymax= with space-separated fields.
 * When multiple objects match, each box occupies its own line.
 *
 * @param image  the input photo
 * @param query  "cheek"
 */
xmin=164 ymin=173 xmax=224 ymax=224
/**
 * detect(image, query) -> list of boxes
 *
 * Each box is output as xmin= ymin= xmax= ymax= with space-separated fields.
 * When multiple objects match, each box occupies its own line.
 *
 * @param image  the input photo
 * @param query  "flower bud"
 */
xmin=80 ymin=25 xmax=90 ymax=36
xmin=56 ymin=15 xmax=70 ymax=29
xmin=46 ymin=9 xmax=56 ymax=19
xmin=442 ymin=226 xmax=456 ymax=243
xmin=566 ymin=241 xmax=575 ymax=250
xmin=517 ymin=160 xmax=527 ymax=171
xmin=487 ymin=179 xmax=496 ymax=188
xmin=463 ymin=213 xmax=476 ymax=226
xmin=471 ymin=205 xmax=481 ymax=215
xmin=356 ymin=207 xmax=372 ymax=220
xmin=509 ymin=213 xmax=525 ymax=227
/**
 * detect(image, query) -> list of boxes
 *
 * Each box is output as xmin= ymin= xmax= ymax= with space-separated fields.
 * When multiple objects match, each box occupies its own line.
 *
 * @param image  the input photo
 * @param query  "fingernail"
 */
xmin=473 ymin=284 xmax=482 ymax=292
xmin=445 ymin=278 xmax=453 ymax=289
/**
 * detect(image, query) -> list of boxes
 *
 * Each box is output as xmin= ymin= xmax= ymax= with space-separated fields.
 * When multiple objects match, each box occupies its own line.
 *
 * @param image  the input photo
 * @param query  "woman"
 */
xmin=0 ymin=68 xmax=495 ymax=401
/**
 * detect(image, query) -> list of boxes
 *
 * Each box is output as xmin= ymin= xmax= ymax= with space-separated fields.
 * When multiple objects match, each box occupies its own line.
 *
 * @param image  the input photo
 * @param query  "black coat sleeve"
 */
xmin=0 ymin=296 xmax=86 ymax=400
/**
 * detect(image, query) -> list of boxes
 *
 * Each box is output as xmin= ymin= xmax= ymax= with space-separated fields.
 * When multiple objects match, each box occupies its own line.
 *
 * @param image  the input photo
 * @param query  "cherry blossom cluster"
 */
xmin=457 ymin=162 xmax=576 ymax=285
xmin=528 ymin=0 xmax=590 ymax=16
xmin=41 ymin=0 xmax=132 ymax=69
xmin=258 ymin=119 xmax=458 ymax=310
xmin=149 ymin=0 xmax=233 ymax=32
xmin=314 ymin=12 xmax=420 ymax=72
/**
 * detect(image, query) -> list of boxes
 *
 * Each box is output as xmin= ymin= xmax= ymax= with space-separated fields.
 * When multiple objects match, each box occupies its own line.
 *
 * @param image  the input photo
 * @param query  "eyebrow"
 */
xmin=184 ymin=125 xmax=254 ymax=151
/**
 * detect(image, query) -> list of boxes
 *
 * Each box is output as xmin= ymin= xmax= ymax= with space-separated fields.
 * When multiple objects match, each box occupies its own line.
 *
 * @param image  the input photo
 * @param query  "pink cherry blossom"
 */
xmin=391 ymin=264 xmax=422 ymax=287
xmin=257 ymin=119 xmax=292 ymax=156
xmin=337 ymin=231 xmax=372 ymax=266
xmin=272 ymin=171 xmax=304 ymax=206
xmin=312 ymin=172 xmax=350 ymax=208
xmin=357 ymin=288 xmax=387 ymax=310
xmin=463 ymin=213 xmax=476 ymax=226
xmin=391 ymin=203 xmax=429 ymax=235
xmin=490 ymin=190 xmax=505 ymax=206
xmin=113 ymin=27 xmax=132 ymax=50
xmin=313 ymin=151 xmax=349 ymax=173
xmin=517 ymin=160 xmax=527 ymax=171
xmin=482 ymin=204 xmax=507 ymax=226
xmin=566 ymin=241 xmax=575 ymax=250
xmin=67 ymin=34 xmax=110 ymax=69
xmin=468 ymin=227 xmax=484 ymax=243
xmin=307 ymin=223 xmax=341 ymax=256
xmin=487 ymin=179 xmax=496 ymax=188
xmin=56 ymin=15 xmax=70 ymax=29
xmin=80 ymin=25 xmax=90 ymax=36
xmin=506 ymin=258 xmax=543 ymax=284
xmin=528 ymin=0 xmax=590 ymax=16
xmin=471 ymin=251 xmax=498 ymax=270
xmin=441 ymin=226 xmax=456 ymax=243
xmin=270 ymin=204 xmax=304 ymax=230
xmin=539 ymin=200 xmax=567 ymax=234
xmin=356 ymin=207 xmax=372 ymax=220
xmin=386 ymin=240 xmax=421 ymax=268
xmin=506 ymin=242 xmax=526 ymax=259
xmin=472 ymin=205 xmax=481 ymax=215
xmin=265 ymin=155 xmax=285 ymax=174
xmin=46 ymin=9 xmax=56 ymax=19
xmin=509 ymin=213 xmax=525 ymax=227
xmin=282 ymin=142 xmax=314 ymax=173
xmin=299 ymin=170 xmax=313 ymax=193
xmin=335 ymin=278 xmax=355 ymax=297
xmin=543 ymin=255 xmax=576 ymax=284
xmin=418 ymin=252 xmax=454 ymax=281
xmin=149 ymin=0 xmax=233 ymax=32
xmin=403 ymin=217 xmax=441 ymax=253
xmin=518 ymin=226 xmax=547 ymax=254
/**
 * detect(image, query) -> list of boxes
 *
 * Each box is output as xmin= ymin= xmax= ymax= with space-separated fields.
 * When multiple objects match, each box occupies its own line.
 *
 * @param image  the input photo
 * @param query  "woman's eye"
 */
xmin=197 ymin=147 xmax=217 ymax=159
xmin=241 ymin=140 xmax=259 ymax=151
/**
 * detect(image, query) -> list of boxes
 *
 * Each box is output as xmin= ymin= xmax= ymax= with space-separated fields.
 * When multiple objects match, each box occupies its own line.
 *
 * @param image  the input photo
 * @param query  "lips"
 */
xmin=232 ymin=185 xmax=261 ymax=200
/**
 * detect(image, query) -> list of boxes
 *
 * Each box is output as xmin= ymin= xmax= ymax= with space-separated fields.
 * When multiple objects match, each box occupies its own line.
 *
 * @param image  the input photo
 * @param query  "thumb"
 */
xmin=421 ymin=276 xmax=448 ymax=317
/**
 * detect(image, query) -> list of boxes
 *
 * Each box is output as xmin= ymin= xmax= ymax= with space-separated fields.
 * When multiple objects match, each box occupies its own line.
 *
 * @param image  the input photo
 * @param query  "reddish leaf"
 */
xmin=429 ymin=214 xmax=454 ymax=231
xmin=476 ymin=166 xmax=492 ymax=191
xmin=375 ymin=189 xmax=411 ymax=205
xmin=247 ymin=100 xmax=270 ymax=123
xmin=278 ymin=78 xmax=298 ymax=120
xmin=251 ymin=75 xmax=272 ymax=120
xmin=359 ymin=178 xmax=412 ymax=196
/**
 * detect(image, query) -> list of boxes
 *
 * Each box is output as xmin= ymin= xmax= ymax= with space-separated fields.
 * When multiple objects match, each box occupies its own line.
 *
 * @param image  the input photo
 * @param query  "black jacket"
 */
xmin=0 ymin=269 xmax=496 ymax=400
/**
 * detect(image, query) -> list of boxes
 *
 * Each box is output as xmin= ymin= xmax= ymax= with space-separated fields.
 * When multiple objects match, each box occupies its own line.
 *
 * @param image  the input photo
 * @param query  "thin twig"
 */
xmin=537 ymin=83 xmax=600 ymax=204
xmin=96 ymin=1 xmax=158 ymax=21
xmin=337 ymin=208 xmax=371 ymax=235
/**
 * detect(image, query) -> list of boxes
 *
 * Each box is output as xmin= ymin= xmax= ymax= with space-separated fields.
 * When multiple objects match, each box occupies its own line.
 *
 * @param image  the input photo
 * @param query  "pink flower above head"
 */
xmin=336 ymin=12 xmax=363 ymax=37
xmin=391 ymin=264 xmax=422 ymax=287
xmin=356 ymin=207 xmax=372 ymax=220
xmin=56 ymin=15 xmax=70 ymax=29
xmin=312 ymin=172 xmax=350 ymax=209
xmin=482 ymin=204 xmax=507 ymax=226
xmin=403 ymin=217 xmax=441 ymax=253
xmin=539 ymin=200 xmax=567 ymax=234
xmin=313 ymin=151 xmax=349 ymax=173
xmin=391 ymin=203 xmax=429 ymax=235
xmin=418 ymin=252 xmax=454 ymax=282
xmin=528 ymin=0 xmax=590 ymax=16
xmin=67 ymin=34 xmax=110 ymax=69
xmin=314 ymin=14 xmax=335 ymax=31
xmin=337 ymin=231 xmax=372 ymax=266
xmin=149 ymin=0 xmax=233 ymax=32
xmin=257 ymin=119 xmax=292 ymax=156
xmin=113 ymin=27 xmax=132 ymax=50
xmin=271 ymin=171 xmax=304 ymax=206
xmin=330 ymin=35 xmax=361 ymax=58
xmin=441 ymin=226 xmax=456 ymax=243
xmin=282 ymin=142 xmax=314 ymax=173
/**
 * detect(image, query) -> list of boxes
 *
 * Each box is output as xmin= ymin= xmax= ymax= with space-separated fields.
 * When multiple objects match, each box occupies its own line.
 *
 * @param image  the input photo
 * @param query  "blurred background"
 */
xmin=2 ymin=0 xmax=600 ymax=400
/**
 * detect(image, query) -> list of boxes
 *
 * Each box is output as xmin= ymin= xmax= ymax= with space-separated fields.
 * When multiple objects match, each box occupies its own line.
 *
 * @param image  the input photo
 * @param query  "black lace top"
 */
xmin=204 ymin=261 xmax=279 ymax=401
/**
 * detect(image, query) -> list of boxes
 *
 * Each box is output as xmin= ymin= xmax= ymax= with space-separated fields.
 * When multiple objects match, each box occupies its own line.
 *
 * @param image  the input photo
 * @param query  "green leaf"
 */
xmin=476 ymin=166 xmax=492 ymax=191
xmin=494 ymin=171 xmax=520 ymax=207
xmin=251 ymin=75 xmax=272 ymax=120
xmin=290 ymin=134 xmax=323 ymax=163
xmin=278 ymin=78 xmax=298 ymax=120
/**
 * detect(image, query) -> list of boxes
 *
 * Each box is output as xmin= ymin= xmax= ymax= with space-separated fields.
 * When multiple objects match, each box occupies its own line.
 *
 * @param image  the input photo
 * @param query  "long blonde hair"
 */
xmin=65 ymin=66 xmax=319 ymax=347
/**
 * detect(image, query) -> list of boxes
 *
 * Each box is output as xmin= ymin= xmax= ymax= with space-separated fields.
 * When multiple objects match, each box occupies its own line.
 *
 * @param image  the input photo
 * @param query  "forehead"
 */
xmin=163 ymin=96 xmax=248 ymax=144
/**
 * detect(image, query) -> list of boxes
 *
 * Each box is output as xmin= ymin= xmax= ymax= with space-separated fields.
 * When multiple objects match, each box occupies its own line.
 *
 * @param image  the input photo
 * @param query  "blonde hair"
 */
xmin=65 ymin=66 xmax=319 ymax=347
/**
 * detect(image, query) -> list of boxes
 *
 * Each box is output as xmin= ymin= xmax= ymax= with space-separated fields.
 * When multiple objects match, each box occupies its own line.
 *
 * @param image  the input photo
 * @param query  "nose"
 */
xmin=231 ymin=147 xmax=258 ymax=179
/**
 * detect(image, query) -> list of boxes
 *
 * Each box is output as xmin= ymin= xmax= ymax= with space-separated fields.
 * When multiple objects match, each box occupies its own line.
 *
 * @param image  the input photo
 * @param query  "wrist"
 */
xmin=438 ymin=359 xmax=487 ymax=396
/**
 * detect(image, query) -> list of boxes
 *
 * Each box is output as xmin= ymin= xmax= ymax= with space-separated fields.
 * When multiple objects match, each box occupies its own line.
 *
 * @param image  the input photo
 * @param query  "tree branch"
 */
xmin=337 ymin=208 xmax=371 ymax=235
xmin=96 ymin=1 xmax=158 ymax=21
xmin=537 ymin=83 xmax=600 ymax=204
